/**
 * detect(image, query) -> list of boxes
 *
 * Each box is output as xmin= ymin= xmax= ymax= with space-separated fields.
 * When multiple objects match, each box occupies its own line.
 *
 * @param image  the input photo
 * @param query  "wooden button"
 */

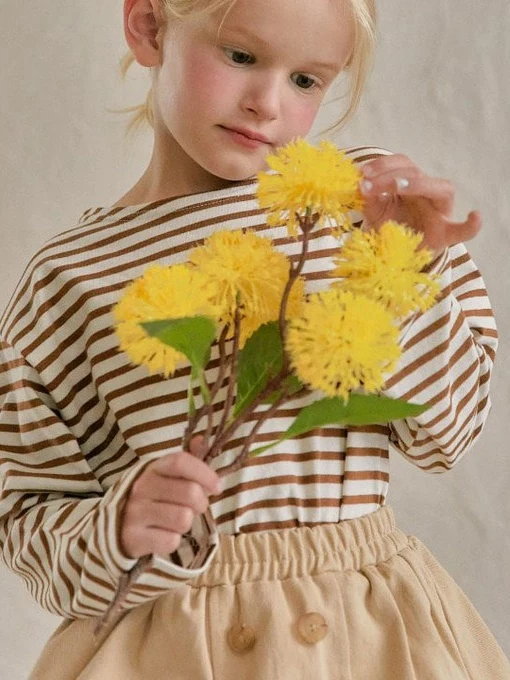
xmin=227 ymin=623 xmax=257 ymax=653
xmin=297 ymin=612 xmax=328 ymax=644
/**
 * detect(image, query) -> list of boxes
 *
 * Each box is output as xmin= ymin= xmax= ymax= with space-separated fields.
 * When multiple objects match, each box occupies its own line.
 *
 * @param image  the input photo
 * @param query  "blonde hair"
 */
xmin=116 ymin=0 xmax=376 ymax=139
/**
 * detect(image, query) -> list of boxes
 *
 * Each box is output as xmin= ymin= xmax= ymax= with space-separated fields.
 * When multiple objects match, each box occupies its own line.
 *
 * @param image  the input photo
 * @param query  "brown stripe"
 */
xmin=0 ymin=433 xmax=78 ymax=455
xmin=455 ymin=289 xmax=491 ymax=303
xmin=0 ymin=378 xmax=50 ymax=400
xmin=450 ymin=269 xmax=484 ymax=293
xmin=213 ymin=473 xmax=345 ymax=504
xmin=0 ymin=414 xmax=62 ymax=434
xmin=450 ymin=251 xmax=471 ymax=269
xmin=1 ymin=451 xmax=86 ymax=470
xmin=1 ymin=397 xmax=49 ymax=413
xmin=463 ymin=308 xmax=493 ymax=319
xmin=215 ymin=496 xmax=345 ymax=525
xmin=343 ymin=471 xmax=389 ymax=482
xmin=4 ymin=470 xmax=97 ymax=482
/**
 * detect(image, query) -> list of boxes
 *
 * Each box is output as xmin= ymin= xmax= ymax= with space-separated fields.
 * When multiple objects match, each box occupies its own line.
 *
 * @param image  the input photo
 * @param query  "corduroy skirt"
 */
xmin=29 ymin=506 xmax=510 ymax=679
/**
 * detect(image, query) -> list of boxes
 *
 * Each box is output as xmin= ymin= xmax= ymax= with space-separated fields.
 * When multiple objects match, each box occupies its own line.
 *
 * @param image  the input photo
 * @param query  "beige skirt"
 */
xmin=30 ymin=506 xmax=510 ymax=680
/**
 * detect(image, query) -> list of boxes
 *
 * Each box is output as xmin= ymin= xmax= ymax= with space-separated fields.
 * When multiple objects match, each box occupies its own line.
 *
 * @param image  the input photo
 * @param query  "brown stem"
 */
xmin=279 ymin=212 xmax=315 ymax=373
xmin=207 ymin=306 xmax=241 ymax=457
xmin=204 ymin=366 xmax=290 ymax=463
xmin=217 ymin=389 xmax=290 ymax=477
xmin=204 ymin=326 xmax=229 ymax=444
xmin=182 ymin=326 xmax=229 ymax=451
xmin=94 ymin=554 xmax=152 ymax=636
xmin=207 ymin=212 xmax=318 ymax=461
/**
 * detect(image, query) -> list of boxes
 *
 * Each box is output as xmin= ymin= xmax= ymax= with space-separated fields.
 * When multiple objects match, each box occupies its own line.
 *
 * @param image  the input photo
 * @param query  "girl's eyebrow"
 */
xmin=219 ymin=26 xmax=271 ymax=48
xmin=219 ymin=26 xmax=339 ymax=73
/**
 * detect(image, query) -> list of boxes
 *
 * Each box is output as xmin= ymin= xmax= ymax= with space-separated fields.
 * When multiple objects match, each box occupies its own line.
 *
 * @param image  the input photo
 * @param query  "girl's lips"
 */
xmin=227 ymin=126 xmax=271 ymax=143
xmin=220 ymin=126 xmax=271 ymax=149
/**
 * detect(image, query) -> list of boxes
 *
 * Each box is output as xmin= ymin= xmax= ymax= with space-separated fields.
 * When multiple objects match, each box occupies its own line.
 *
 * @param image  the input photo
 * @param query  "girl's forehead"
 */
xmin=210 ymin=0 xmax=355 ymax=68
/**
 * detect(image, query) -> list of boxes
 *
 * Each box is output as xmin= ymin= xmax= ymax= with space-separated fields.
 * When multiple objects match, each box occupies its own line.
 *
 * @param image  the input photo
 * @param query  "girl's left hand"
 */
xmin=359 ymin=154 xmax=482 ymax=257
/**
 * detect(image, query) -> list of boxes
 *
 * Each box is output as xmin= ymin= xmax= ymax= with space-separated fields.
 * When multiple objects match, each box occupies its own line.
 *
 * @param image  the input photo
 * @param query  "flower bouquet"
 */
xmin=98 ymin=139 xmax=440 ymax=632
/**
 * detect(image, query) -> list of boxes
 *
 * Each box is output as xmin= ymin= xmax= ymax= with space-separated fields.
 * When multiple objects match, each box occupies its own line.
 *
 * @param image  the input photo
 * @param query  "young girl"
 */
xmin=1 ymin=0 xmax=508 ymax=678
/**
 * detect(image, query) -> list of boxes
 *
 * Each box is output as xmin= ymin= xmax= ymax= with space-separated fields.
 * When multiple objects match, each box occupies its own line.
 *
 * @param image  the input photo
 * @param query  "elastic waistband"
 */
xmin=193 ymin=506 xmax=409 ymax=588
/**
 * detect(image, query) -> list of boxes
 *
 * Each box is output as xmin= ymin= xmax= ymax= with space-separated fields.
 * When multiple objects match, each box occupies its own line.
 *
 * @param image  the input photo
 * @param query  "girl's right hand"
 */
xmin=120 ymin=436 xmax=222 ymax=559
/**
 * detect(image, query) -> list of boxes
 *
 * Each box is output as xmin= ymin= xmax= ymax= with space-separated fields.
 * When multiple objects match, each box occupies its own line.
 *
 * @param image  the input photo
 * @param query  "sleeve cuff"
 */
xmin=97 ymin=457 xmax=153 ymax=580
xmin=138 ymin=509 xmax=219 ymax=585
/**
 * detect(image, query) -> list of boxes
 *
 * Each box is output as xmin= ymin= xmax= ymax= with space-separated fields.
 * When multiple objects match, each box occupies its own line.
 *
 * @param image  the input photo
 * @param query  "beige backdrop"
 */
xmin=1 ymin=1 xmax=509 ymax=677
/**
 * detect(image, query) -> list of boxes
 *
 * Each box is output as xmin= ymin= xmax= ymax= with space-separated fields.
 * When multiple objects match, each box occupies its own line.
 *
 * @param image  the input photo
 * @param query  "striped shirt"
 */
xmin=0 ymin=147 xmax=498 ymax=618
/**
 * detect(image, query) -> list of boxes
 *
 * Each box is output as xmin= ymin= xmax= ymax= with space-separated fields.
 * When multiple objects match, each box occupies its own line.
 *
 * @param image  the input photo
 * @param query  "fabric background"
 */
xmin=0 ymin=1 xmax=508 ymax=677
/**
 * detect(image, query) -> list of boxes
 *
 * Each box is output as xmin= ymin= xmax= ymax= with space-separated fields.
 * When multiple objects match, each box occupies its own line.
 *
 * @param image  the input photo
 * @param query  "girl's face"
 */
xmin=152 ymin=0 xmax=355 ymax=189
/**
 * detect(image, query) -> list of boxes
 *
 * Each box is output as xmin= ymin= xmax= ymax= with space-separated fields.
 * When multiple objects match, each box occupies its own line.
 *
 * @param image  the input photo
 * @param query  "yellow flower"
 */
xmin=256 ymin=138 xmax=364 ymax=237
xmin=189 ymin=230 xmax=304 ymax=347
xmin=286 ymin=289 xmax=401 ymax=401
xmin=331 ymin=221 xmax=441 ymax=318
xmin=113 ymin=264 xmax=218 ymax=377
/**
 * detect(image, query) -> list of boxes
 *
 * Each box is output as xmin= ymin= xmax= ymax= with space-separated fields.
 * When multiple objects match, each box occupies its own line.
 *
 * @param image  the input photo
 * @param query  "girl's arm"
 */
xmin=354 ymin=150 xmax=497 ymax=470
xmin=0 ymin=339 xmax=218 ymax=619
xmin=383 ymin=242 xmax=498 ymax=470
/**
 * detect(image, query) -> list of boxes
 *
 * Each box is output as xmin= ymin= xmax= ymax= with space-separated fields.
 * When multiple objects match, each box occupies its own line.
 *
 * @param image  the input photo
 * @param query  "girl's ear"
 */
xmin=124 ymin=0 xmax=165 ymax=67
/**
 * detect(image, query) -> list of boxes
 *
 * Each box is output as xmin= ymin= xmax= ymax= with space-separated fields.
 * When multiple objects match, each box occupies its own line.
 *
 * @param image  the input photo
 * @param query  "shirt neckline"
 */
xmin=79 ymin=177 xmax=259 ymax=223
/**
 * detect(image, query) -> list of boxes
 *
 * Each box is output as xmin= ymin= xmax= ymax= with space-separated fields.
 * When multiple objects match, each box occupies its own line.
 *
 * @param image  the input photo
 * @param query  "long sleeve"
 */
xmin=383 ymin=243 xmax=498 ymax=471
xmin=0 ymin=335 xmax=217 ymax=619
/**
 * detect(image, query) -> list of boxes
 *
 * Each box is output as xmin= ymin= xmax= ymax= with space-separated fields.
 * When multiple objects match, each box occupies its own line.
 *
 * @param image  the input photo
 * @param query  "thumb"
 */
xmin=189 ymin=434 xmax=209 ymax=461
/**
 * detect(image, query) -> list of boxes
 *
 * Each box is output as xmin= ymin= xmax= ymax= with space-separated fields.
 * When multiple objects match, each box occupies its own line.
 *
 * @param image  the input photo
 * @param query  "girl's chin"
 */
xmin=205 ymin=162 xmax=263 ymax=183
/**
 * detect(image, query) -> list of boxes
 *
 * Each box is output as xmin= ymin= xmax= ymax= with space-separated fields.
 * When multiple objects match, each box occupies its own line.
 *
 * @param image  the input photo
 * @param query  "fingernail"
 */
xmin=395 ymin=177 xmax=410 ymax=191
xmin=360 ymin=180 xmax=373 ymax=195
xmin=214 ymin=478 xmax=223 ymax=495
xmin=363 ymin=164 xmax=375 ymax=177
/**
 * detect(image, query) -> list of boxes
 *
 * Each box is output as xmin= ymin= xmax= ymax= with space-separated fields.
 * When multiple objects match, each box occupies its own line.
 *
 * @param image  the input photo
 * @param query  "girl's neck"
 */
xmin=112 ymin=136 xmax=238 ymax=209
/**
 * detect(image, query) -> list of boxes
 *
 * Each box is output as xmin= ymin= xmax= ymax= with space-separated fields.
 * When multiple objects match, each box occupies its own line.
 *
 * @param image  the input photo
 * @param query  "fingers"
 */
xmin=362 ymin=154 xmax=416 ymax=178
xmin=361 ymin=154 xmax=482 ymax=258
xmin=444 ymin=210 xmax=482 ymax=247
xmin=152 ymin=451 xmax=221 ymax=496
xmin=120 ymin=450 xmax=222 ymax=559
xmin=121 ymin=479 xmax=210 ymax=559
xmin=361 ymin=173 xmax=455 ymax=217
xmin=122 ymin=522 xmax=184 ymax=558
xmin=131 ymin=475 xmax=211 ymax=514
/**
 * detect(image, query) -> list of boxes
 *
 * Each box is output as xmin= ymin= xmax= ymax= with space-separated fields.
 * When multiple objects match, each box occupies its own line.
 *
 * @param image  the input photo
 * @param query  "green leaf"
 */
xmin=249 ymin=393 xmax=429 ymax=458
xmin=234 ymin=322 xmax=283 ymax=417
xmin=141 ymin=316 xmax=216 ymax=375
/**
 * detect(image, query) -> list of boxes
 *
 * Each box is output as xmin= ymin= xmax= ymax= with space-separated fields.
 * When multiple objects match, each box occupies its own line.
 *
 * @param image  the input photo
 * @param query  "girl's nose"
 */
xmin=241 ymin=73 xmax=282 ymax=121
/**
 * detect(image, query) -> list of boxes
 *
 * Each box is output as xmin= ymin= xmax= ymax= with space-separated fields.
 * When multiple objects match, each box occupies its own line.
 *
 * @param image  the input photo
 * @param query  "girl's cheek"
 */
xmin=183 ymin=47 xmax=228 ymax=94
xmin=287 ymin=101 xmax=321 ymax=136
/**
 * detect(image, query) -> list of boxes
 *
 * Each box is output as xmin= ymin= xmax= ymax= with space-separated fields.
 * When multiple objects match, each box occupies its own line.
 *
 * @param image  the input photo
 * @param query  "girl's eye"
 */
xmin=224 ymin=48 xmax=254 ymax=65
xmin=292 ymin=73 xmax=318 ymax=90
